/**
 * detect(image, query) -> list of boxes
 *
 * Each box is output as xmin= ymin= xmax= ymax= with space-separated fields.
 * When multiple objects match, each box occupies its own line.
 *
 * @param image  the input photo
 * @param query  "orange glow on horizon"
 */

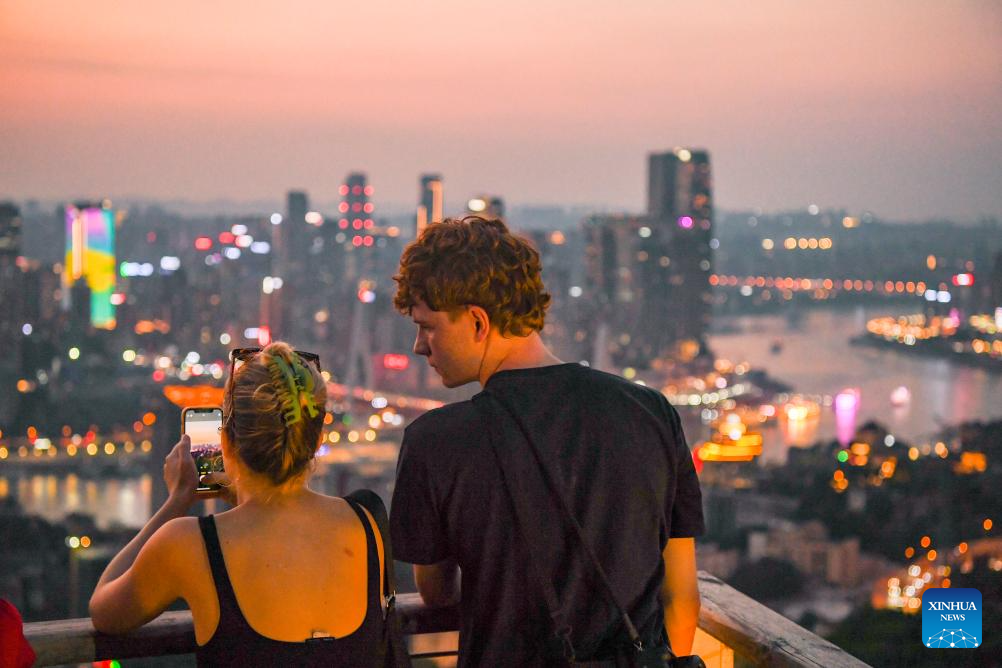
xmin=163 ymin=385 xmax=225 ymax=408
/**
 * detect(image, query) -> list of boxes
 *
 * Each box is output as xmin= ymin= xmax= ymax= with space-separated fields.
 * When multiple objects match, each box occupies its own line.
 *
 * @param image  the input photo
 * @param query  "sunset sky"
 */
xmin=1 ymin=1 xmax=1000 ymax=219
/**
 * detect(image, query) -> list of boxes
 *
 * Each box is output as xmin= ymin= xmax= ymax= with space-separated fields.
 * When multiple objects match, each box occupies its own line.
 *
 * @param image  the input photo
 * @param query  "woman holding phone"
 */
xmin=90 ymin=342 xmax=390 ymax=666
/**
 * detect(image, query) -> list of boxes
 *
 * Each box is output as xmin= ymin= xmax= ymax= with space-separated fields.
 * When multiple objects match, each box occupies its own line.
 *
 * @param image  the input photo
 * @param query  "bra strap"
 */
xmin=198 ymin=515 xmax=243 ymax=621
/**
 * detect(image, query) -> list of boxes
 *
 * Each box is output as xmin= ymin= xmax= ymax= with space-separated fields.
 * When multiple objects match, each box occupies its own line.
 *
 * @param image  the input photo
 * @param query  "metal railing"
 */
xmin=23 ymin=571 xmax=869 ymax=667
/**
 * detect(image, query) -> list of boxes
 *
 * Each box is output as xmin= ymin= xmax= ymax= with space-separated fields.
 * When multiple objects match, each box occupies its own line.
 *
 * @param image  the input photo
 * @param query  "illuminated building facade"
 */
xmin=339 ymin=173 xmax=373 ymax=234
xmin=417 ymin=174 xmax=443 ymax=236
xmin=63 ymin=203 xmax=117 ymax=329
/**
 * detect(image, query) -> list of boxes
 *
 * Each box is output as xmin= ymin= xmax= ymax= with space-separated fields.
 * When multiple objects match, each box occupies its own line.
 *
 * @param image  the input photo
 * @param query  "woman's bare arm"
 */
xmin=89 ymin=437 xmax=199 ymax=632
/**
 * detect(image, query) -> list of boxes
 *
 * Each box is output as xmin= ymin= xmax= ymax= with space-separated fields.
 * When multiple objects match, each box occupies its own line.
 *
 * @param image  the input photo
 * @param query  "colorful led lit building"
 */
xmin=63 ymin=202 xmax=117 ymax=329
xmin=339 ymin=173 xmax=373 ymax=233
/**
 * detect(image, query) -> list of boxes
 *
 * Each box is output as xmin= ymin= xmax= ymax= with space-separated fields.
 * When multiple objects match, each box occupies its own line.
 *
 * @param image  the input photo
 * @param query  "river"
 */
xmin=4 ymin=306 xmax=1001 ymax=527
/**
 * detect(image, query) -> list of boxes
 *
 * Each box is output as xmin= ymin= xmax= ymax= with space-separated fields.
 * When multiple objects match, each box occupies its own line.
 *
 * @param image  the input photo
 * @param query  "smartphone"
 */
xmin=181 ymin=406 xmax=224 ymax=493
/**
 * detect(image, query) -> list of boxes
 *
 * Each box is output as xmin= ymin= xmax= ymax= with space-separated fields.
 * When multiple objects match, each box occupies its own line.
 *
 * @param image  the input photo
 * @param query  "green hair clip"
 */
xmin=268 ymin=356 xmax=320 ymax=426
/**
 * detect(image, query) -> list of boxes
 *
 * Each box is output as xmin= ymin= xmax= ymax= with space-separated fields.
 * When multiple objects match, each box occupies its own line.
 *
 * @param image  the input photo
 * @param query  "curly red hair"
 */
xmin=393 ymin=216 xmax=551 ymax=336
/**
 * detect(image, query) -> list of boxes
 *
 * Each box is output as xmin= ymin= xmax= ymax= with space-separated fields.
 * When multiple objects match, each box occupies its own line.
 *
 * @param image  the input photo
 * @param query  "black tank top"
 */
xmin=195 ymin=500 xmax=386 ymax=667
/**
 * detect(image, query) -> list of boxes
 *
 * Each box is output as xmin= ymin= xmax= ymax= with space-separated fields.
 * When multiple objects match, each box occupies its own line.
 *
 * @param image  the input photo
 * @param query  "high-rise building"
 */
xmin=416 ymin=174 xmax=443 ymax=236
xmin=285 ymin=190 xmax=311 ymax=260
xmin=68 ymin=277 xmax=93 ymax=334
xmin=0 ymin=201 xmax=21 ymax=257
xmin=287 ymin=190 xmax=308 ymax=224
xmin=647 ymin=148 xmax=714 ymax=347
xmin=581 ymin=149 xmax=714 ymax=367
xmin=338 ymin=173 xmax=373 ymax=234
xmin=0 ymin=203 xmax=25 ymax=383
xmin=63 ymin=202 xmax=117 ymax=329
xmin=582 ymin=214 xmax=664 ymax=366
xmin=986 ymin=251 xmax=1002 ymax=325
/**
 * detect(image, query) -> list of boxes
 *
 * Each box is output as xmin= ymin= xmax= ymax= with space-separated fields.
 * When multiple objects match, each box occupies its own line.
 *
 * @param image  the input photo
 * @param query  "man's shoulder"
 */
xmin=405 ymin=399 xmax=481 ymax=442
xmin=578 ymin=366 xmax=673 ymax=409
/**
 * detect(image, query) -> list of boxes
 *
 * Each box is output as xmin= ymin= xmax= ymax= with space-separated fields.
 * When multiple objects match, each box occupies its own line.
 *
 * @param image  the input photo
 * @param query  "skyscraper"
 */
xmin=0 ymin=201 xmax=21 ymax=257
xmin=338 ymin=173 xmax=373 ymax=234
xmin=63 ymin=202 xmax=117 ymax=329
xmin=416 ymin=174 xmax=443 ymax=236
xmin=285 ymin=190 xmax=311 ymax=259
xmin=988 ymin=251 xmax=1002 ymax=314
xmin=272 ymin=190 xmax=313 ymax=343
xmin=0 ymin=202 xmax=24 ymax=361
xmin=0 ymin=202 xmax=25 ymax=429
xmin=647 ymin=148 xmax=714 ymax=348
xmin=581 ymin=149 xmax=714 ymax=367
xmin=582 ymin=213 xmax=659 ymax=366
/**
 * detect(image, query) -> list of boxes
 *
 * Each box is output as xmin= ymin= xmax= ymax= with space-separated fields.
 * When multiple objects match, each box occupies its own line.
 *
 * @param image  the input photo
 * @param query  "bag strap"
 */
xmin=474 ymin=395 xmax=575 ymax=658
xmin=346 ymin=489 xmax=396 ymax=616
xmin=474 ymin=391 xmax=645 ymax=659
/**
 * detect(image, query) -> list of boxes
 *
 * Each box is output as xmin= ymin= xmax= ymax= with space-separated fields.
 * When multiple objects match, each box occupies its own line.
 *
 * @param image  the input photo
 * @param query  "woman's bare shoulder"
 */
xmin=308 ymin=491 xmax=356 ymax=515
xmin=148 ymin=516 xmax=204 ymax=562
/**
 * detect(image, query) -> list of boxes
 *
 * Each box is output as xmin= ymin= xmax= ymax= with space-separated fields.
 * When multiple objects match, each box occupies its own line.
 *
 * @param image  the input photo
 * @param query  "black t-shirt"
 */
xmin=390 ymin=363 xmax=704 ymax=667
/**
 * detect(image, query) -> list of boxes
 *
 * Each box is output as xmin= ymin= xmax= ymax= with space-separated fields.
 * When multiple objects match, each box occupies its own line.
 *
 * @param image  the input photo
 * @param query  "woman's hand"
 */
xmin=200 ymin=472 xmax=238 ymax=506
xmin=164 ymin=435 xmax=199 ymax=510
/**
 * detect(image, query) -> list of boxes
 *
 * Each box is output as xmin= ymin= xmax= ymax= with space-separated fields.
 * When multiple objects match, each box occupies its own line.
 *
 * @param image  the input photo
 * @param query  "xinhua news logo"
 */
xmin=922 ymin=588 xmax=981 ymax=649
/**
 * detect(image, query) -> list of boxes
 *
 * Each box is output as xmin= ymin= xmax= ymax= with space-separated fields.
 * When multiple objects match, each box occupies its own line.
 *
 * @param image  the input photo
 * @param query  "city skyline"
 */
xmin=2 ymin=1 xmax=1001 ymax=221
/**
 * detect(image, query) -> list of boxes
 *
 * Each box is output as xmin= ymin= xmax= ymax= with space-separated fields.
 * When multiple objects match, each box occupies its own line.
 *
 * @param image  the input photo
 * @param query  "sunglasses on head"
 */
xmin=223 ymin=347 xmax=323 ymax=429
xmin=228 ymin=347 xmax=321 ymax=370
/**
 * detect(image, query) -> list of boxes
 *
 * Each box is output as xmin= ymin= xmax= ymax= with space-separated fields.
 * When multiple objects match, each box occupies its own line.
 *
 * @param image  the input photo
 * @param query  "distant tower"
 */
xmin=338 ymin=173 xmax=373 ymax=234
xmin=647 ymin=148 xmax=713 ymax=226
xmin=580 ymin=148 xmax=713 ymax=367
xmin=274 ymin=190 xmax=312 ymax=341
xmin=0 ymin=202 xmax=24 ymax=367
xmin=285 ymin=190 xmax=311 ymax=259
xmin=416 ymin=174 xmax=443 ymax=236
xmin=989 ymin=251 xmax=1002 ymax=314
xmin=0 ymin=202 xmax=20 ymax=257
xmin=287 ymin=191 xmax=308 ymax=224
xmin=647 ymin=148 xmax=713 ymax=348
xmin=63 ymin=202 xmax=116 ymax=329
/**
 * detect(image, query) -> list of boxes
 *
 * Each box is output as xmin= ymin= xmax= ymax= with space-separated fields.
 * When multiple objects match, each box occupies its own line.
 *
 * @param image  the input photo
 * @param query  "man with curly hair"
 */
xmin=390 ymin=216 xmax=704 ymax=666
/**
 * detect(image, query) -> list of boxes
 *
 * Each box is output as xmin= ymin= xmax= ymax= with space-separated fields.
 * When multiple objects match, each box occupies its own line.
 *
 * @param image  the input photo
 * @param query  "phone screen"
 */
xmin=183 ymin=408 xmax=224 ymax=491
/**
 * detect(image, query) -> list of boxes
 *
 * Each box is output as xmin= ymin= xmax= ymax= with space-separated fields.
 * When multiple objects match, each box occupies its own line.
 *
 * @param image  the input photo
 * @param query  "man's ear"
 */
xmin=468 ymin=305 xmax=491 ymax=341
